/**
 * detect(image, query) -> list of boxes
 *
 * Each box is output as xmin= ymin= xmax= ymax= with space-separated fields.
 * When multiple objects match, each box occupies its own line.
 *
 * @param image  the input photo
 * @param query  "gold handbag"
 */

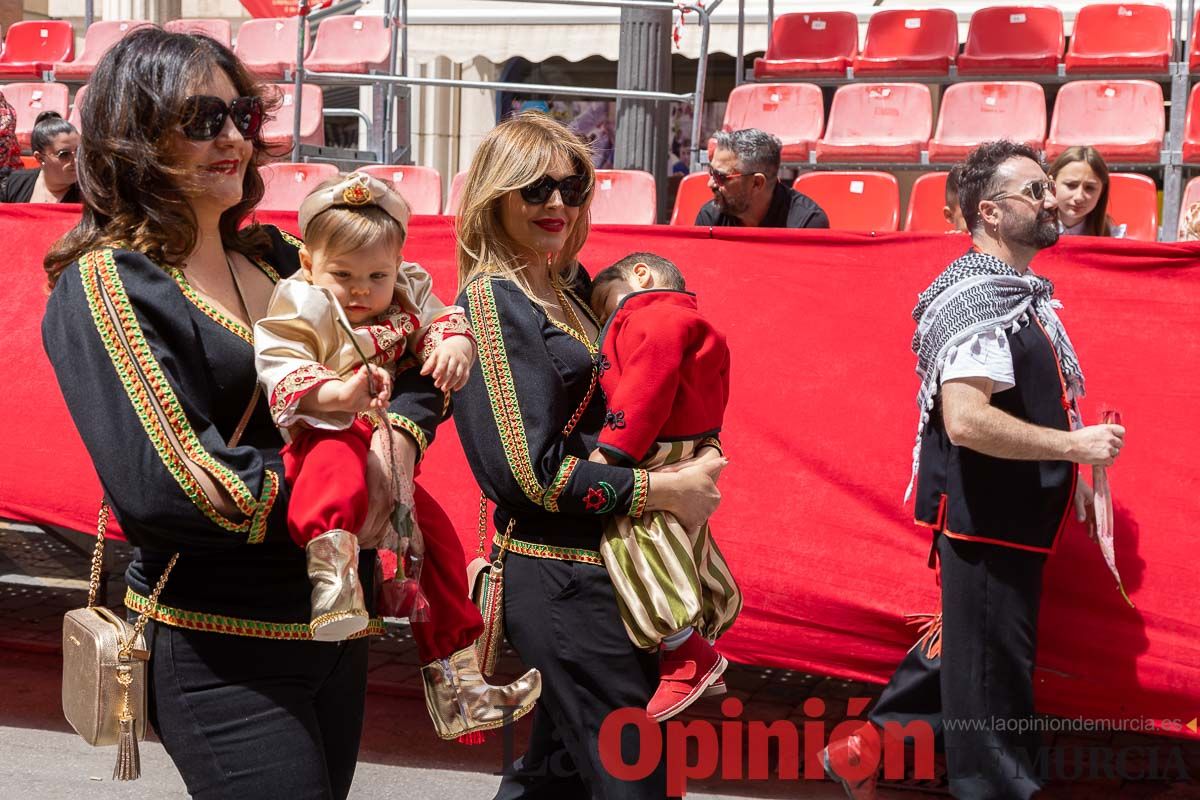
xmin=61 ymin=381 xmax=260 ymax=781
xmin=61 ymin=504 xmax=176 ymax=781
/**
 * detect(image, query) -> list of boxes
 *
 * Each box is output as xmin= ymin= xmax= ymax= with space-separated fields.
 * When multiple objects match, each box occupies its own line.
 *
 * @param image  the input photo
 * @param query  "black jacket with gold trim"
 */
xmin=42 ymin=226 xmax=446 ymax=636
xmin=453 ymin=273 xmax=650 ymax=554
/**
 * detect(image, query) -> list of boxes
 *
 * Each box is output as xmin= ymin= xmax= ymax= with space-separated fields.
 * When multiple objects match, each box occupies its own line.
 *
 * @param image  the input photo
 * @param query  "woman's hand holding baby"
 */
xmin=421 ymin=336 xmax=475 ymax=393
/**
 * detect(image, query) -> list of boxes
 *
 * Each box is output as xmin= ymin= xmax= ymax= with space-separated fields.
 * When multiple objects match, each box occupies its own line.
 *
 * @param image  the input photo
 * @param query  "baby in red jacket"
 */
xmin=588 ymin=253 xmax=742 ymax=722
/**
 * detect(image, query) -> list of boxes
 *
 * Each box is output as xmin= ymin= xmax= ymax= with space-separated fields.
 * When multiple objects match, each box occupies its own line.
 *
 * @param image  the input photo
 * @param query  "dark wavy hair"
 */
xmin=958 ymin=140 xmax=1045 ymax=235
xmin=45 ymin=27 xmax=279 ymax=288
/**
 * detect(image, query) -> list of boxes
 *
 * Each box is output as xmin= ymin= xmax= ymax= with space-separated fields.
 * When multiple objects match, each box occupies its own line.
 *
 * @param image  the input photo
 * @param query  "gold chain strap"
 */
xmin=86 ymin=503 xmax=110 ymax=608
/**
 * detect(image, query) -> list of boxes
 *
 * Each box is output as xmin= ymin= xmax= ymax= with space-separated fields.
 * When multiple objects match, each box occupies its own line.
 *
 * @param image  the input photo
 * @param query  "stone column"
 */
xmin=614 ymin=0 xmax=672 ymax=223
xmin=0 ymin=0 xmax=24 ymax=34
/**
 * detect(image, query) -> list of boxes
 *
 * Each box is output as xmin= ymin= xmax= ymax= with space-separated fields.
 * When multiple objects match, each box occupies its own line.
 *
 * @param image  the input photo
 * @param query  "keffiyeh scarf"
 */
xmin=904 ymin=250 xmax=1086 ymax=500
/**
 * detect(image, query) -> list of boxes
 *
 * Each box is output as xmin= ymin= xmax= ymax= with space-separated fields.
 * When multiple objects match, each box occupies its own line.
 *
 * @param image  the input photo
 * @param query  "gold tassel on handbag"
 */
xmin=61 ymin=503 xmax=176 ymax=781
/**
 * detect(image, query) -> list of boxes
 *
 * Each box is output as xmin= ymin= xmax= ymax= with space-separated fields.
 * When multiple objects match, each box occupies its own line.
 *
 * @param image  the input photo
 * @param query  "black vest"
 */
xmin=914 ymin=319 xmax=1077 ymax=552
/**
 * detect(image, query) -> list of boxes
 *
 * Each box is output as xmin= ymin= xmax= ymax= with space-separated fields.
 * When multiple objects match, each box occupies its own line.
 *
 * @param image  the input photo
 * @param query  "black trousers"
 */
xmin=869 ymin=534 xmax=1046 ymax=800
xmin=494 ymin=553 xmax=668 ymax=800
xmin=145 ymin=621 xmax=370 ymax=800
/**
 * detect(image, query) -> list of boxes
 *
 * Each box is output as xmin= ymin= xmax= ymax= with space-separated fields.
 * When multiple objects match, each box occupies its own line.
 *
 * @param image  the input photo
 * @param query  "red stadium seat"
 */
xmin=1191 ymin=12 xmax=1200 ymax=73
xmin=853 ymin=9 xmax=958 ymax=76
xmin=164 ymin=19 xmax=233 ymax=48
xmin=53 ymin=21 xmax=149 ymax=81
xmin=261 ymin=83 xmax=324 ymax=152
xmin=670 ymin=172 xmax=713 ymax=226
xmin=258 ymin=162 xmax=339 ymax=212
xmin=957 ymin=6 xmax=1063 ymax=74
xmin=305 ymin=15 xmax=391 ymax=74
xmin=1105 ymin=172 xmax=1158 ymax=241
xmin=19 ymin=154 xmax=38 ymax=169
xmin=357 ymin=165 xmax=443 ymax=215
xmin=67 ymin=84 xmax=86 ymax=130
xmin=0 ymin=82 xmax=69 ymax=150
xmin=752 ymin=12 xmax=858 ymax=79
xmin=791 ymin=171 xmax=899 ymax=232
xmin=1180 ymin=83 xmax=1200 ymax=163
xmin=904 ymin=172 xmax=955 ymax=233
xmin=1044 ymin=80 xmax=1164 ymax=163
xmin=0 ymin=20 xmax=74 ymax=80
xmin=590 ymin=169 xmax=656 ymax=225
xmin=815 ymin=83 xmax=931 ymax=163
xmin=1065 ymin=3 xmax=1171 ymax=74
xmin=446 ymin=170 xmax=467 ymax=215
xmin=235 ymin=18 xmax=310 ymax=79
xmin=709 ymin=83 xmax=824 ymax=163
xmin=928 ymin=82 xmax=1046 ymax=163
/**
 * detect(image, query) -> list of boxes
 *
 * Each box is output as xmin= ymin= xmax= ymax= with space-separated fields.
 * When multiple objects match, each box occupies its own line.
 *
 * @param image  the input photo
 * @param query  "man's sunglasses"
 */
xmin=180 ymin=95 xmax=264 ymax=141
xmin=708 ymin=167 xmax=750 ymax=187
xmin=990 ymin=179 xmax=1056 ymax=204
xmin=519 ymin=174 xmax=591 ymax=207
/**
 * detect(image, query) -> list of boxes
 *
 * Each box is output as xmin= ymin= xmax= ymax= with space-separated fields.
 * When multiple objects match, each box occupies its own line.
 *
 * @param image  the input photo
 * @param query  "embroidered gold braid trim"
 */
xmin=169 ymin=257 xmax=281 ymax=345
xmin=493 ymin=534 xmax=603 ymax=565
xmin=467 ymin=279 xmax=546 ymax=505
xmin=81 ymin=249 xmax=280 ymax=542
xmin=543 ymin=456 xmax=579 ymax=513
xmin=279 ymin=229 xmax=305 ymax=251
xmin=628 ymin=468 xmax=649 ymax=518
xmin=386 ymin=413 xmax=429 ymax=458
xmin=418 ymin=312 xmax=475 ymax=362
xmin=125 ymin=589 xmax=385 ymax=640
xmin=271 ymin=363 xmax=339 ymax=422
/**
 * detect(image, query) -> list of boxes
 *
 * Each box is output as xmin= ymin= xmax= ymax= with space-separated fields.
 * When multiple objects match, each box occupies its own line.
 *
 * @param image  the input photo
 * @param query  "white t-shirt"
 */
xmin=940 ymin=331 xmax=1015 ymax=392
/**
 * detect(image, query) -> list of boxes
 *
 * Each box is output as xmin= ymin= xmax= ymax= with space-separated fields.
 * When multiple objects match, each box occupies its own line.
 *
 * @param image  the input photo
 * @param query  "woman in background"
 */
xmin=1048 ymin=145 xmax=1125 ymax=238
xmin=0 ymin=111 xmax=81 ymax=203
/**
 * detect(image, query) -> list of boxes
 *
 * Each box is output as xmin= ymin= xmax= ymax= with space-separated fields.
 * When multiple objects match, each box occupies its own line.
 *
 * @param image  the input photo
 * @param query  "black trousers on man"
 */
xmin=869 ymin=534 xmax=1046 ymax=800
xmin=145 ymin=621 xmax=369 ymax=800
xmin=494 ymin=553 xmax=669 ymax=800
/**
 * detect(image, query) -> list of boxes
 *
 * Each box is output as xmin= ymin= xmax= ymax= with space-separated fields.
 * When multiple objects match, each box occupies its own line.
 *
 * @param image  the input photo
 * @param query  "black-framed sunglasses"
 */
xmin=519 ymin=174 xmax=591 ymax=207
xmin=180 ymin=95 xmax=264 ymax=141
xmin=990 ymin=179 xmax=1056 ymax=204
xmin=708 ymin=166 xmax=750 ymax=187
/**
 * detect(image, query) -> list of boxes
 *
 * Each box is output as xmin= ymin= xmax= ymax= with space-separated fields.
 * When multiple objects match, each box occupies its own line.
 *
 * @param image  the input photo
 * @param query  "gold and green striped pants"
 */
xmin=599 ymin=439 xmax=742 ymax=650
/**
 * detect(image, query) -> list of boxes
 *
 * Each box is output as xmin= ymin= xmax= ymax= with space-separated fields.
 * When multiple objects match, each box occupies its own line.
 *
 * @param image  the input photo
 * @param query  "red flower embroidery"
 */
xmin=584 ymin=487 xmax=606 ymax=511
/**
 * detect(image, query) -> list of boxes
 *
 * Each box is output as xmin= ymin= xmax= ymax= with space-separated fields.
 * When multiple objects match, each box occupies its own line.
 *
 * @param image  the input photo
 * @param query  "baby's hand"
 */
xmin=336 ymin=365 xmax=393 ymax=412
xmin=421 ymin=336 xmax=475 ymax=392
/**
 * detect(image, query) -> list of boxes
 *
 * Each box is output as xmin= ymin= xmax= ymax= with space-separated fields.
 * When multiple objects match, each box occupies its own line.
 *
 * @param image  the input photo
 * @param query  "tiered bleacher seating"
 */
xmin=306 ymin=15 xmax=391 ymax=74
xmin=446 ymin=170 xmax=468 ymax=215
xmin=1106 ymin=173 xmax=1159 ymax=242
xmin=815 ymin=83 xmax=931 ymax=163
xmin=163 ymin=19 xmax=233 ymax=47
xmin=0 ymin=82 xmax=69 ymax=150
xmin=752 ymin=12 xmax=858 ymax=79
xmin=259 ymin=162 xmax=339 ymax=211
xmin=929 ymin=82 xmax=1046 ymax=163
xmin=1044 ymin=80 xmax=1164 ymax=162
xmin=710 ymin=83 xmax=824 ymax=162
xmin=1181 ymin=83 xmax=1200 ymax=163
xmin=0 ymin=21 xmax=74 ymax=80
xmin=852 ymin=9 xmax=958 ymax=76
xmin=235 ymin=18 xmax=309 ymax=79
xmin=792 ymin=171 xmax=899 ymax=232
xmin=261 ymin=83 xmax=324 ymax=152
xmin=590 ymin=169 xmax=657 ymax=225
xmin=904 ymin=172 xmax=955 ymax=233
xmin=1065 ymin=3 xmax=1172 ymax=74
xmin=957 ymin=5 xmax=1063 ymax=74
xmin=670 ymin=172 xmax=712 ymax=226
xmin=53 ymin=21 xmax=148 ymax=81
xmin=358 ymin=165 xmax=443 ymax=215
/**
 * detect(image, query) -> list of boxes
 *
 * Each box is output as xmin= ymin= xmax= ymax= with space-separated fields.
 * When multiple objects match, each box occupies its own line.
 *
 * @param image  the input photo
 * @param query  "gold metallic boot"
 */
xmin=306 ymin=529 xmax=369 ymax=641
xmin=420 ymin=645 xmax=542 ymax=741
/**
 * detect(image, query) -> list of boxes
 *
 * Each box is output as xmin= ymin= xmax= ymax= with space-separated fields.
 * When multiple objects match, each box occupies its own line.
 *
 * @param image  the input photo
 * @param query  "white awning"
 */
xmin=390 ymin=0 xmax=1106 ymax=65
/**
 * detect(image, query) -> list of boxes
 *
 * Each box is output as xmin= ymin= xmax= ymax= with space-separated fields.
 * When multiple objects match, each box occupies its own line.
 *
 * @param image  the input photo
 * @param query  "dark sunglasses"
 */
xmin=519 ymin=174 xmax=590 ymax=207
xmin=708 ymin=166 xmax=749 ymax=187
xmin=180 ymin=95 xmax=264 ymax=141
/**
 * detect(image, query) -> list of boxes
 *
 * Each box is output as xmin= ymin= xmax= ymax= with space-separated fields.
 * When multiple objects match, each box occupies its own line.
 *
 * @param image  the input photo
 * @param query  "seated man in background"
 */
xmin=696 ymin=128 xmax=829 ymax=229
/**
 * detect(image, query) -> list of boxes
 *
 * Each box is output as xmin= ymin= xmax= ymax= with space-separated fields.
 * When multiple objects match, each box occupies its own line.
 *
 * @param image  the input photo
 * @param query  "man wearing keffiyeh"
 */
xmin=822 ymin=141 xmax=1127 ymax=800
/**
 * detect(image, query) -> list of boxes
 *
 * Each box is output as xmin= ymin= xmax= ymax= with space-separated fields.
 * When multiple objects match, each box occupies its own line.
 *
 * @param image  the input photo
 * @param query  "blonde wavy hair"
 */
xmin=455 ymin=112 xmax=595 ymax=298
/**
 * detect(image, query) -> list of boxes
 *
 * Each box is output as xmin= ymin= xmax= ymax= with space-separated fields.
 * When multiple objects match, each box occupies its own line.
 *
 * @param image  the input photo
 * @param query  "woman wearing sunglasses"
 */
xmin=0 ymin=111 xmax=81 ymax=204
xmin=452 ymin=112 xmax=727 ymax=798
xmin=41 ymin=28 xmax=439 ymax=798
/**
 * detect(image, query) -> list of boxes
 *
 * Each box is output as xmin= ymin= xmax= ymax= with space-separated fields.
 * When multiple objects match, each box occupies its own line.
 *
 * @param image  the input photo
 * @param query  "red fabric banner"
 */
xmin=3 ymin=206 xmax=1198 ymax=737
